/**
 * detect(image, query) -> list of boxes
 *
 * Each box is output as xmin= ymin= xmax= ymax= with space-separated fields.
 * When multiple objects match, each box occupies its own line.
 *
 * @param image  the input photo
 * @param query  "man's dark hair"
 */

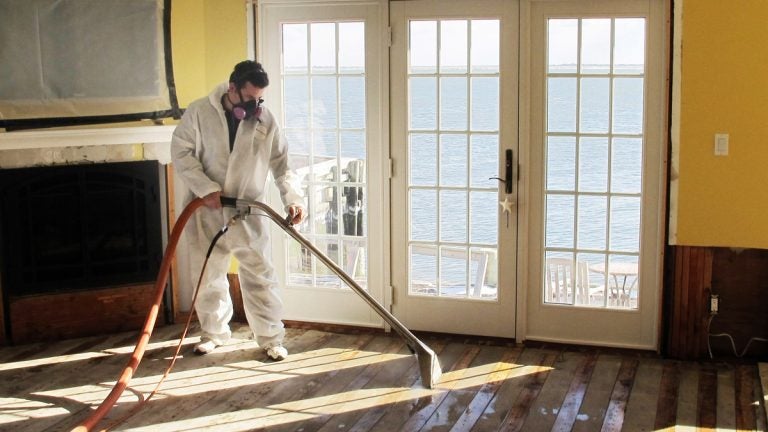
xmin=229 ymin=60 xmax=269 ymax=89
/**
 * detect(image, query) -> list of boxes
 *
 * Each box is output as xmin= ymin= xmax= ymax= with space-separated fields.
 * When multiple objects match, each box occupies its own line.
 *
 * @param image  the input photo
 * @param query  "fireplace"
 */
xmin=0 ymin=160 xmax=167 ymax=343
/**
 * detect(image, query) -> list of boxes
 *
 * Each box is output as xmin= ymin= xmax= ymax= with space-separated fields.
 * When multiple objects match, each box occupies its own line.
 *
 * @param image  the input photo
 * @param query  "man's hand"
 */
xmin=288 ymin=205 xmax=306 ymax=225
xmin=202 ymin=191 xmax=222 ymax=209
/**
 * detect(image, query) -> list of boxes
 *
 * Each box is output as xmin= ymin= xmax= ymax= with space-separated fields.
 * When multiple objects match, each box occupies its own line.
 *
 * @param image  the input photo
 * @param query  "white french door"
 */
xmin=258 ymin=0 xmax=667 ymax=348
xmin=522 ymin=0 xmax=667 ymax=349
xmin=260 ymin=1 xmax=388 ymax=327
xmin=390 ymin=0 xmax=519 ymax=338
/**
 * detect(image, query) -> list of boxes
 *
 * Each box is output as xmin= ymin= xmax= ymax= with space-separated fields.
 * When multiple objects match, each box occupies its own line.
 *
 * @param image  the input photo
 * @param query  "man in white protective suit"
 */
xmin=171 ymin=60 xmax=306 ymax=361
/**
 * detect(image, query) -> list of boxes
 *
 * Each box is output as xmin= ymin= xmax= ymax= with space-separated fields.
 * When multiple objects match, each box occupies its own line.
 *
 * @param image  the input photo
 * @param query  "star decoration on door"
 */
xmin=499 ymin=195 xmax=514 ymax=228
xmin=499 ymin=196 xmax=514 ymax=213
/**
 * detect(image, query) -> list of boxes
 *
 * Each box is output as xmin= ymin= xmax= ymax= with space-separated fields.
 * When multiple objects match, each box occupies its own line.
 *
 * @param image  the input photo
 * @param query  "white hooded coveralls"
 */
xmin=171 ymin=83 xmax=304 ymax=347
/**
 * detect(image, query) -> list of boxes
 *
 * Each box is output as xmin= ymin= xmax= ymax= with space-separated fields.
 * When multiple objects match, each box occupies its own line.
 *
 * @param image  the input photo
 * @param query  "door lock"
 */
xmin=490 ymin=149 xmax=514 ymax=194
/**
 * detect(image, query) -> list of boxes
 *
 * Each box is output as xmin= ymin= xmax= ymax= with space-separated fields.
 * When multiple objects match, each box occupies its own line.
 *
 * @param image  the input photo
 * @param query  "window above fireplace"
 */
xmin=0 ymin=0 xmax=180 ymax=130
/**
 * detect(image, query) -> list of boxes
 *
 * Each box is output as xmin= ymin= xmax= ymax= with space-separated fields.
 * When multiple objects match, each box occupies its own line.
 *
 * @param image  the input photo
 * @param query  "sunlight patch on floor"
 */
xmin=0 ymin=351 xmax=112 ymax=372
xmin=0 ymin=337 xmax=201 ymax=372
xmin=0 ymin=337 xmax=548 ymax=431
xmin=118 ymin=361 xmax=545 ymax=432
xmin=33 ymin=347 xmax=411 ymax=406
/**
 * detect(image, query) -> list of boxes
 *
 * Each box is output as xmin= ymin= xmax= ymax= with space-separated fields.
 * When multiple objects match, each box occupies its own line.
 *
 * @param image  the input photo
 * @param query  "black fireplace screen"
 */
xmin=0 ymin=161 xmax=162 ymax=296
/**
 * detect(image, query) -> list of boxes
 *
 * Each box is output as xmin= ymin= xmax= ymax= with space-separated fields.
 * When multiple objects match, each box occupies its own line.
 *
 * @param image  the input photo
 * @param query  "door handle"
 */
xmin=490 ymin=149 xmax=513 ymax=194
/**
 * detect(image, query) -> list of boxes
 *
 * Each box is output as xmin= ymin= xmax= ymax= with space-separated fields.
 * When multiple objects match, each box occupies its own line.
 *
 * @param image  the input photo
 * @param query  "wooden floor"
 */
xmin=1 ymin=323 xmax=766 ymax=432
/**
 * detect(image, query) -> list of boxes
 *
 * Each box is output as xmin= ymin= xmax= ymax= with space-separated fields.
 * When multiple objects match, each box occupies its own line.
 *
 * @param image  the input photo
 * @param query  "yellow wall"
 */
xmin=674 ymin=0 xmax=768 ymax=248
xmin=170 ymin=0 xmax=248 ymax=274
xmin=171 ymin=0 xmax=206 ymax=107
xmin=171 ymin=0 xmax=248 ymax=108
xmin=203 ymin=0 xmax=249 ymax=92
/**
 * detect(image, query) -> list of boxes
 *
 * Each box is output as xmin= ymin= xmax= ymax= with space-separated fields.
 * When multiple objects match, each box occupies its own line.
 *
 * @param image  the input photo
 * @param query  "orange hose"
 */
xmin=71 ymin=197 xmax=205 ymax=432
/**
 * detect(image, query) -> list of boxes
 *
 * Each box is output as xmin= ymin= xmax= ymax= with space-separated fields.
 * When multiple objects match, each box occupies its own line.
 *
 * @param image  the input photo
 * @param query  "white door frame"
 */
xmin=259 ymin=0 xmax=391 ymax=328
xmin=518 ymin=0 xmax=669 ymax=349
xmin=389 ymin=0 xmax=519 ymax=338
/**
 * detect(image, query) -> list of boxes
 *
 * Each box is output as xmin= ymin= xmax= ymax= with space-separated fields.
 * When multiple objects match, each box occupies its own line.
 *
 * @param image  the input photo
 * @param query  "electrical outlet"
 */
xmin=710 ymin=294 xmax=719 ymax=314
xmin=714 ymin=133 xmax=729 ymax=156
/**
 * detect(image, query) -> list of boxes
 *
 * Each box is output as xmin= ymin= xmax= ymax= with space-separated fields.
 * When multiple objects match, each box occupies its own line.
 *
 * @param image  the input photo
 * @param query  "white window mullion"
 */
xmin=571 ymin=19 xmax=583 ymax=305
xmin=435 ymin=21 xmax=443 ymax=298
xmin=464 ymin=20 xmax=472 ymax=298
xmin=605 ymin=18 xmax=616 ymax=281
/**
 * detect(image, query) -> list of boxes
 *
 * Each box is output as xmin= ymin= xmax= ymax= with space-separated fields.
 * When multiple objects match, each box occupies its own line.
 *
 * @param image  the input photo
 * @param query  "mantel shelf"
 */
xmin=0 ymin=125 xmax=176 ymax=151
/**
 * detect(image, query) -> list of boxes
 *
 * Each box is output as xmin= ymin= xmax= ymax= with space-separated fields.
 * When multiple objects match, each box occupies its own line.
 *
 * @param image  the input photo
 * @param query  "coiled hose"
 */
xmin=71 ymin=197 xmax=205 ymax=432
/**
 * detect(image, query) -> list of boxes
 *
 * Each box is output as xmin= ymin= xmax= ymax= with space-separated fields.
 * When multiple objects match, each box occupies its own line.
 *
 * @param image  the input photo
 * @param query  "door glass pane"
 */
xmin=470 ymin=134 xmax=498 ymax=187
xmin=310 ymin=23 xmax=335 ymax=74
xmin=614 ymin=18 xmax=645 ymax=74
xmin=440 ymin=77 xmax=467 ymax=130
xmin=439 ymin=134 xmax=467 ymax=187
xmin=282 ymin=24 xmax=308 ymax=74
xmin=470 ymin=20 xmax=499 ymax=73
xmin=580 ymin=77 xmax=609 ymax=133
xmin=411 ymin=189 xmax=436 ymax=242
xmin=546 ymin=194 xmax=574 ymax=249
xmin=547 ymin=77 xmax=577 ymax=132
xmin=471 ymin=247 xmax=497 ymax=299
xmin=410 ymin=133 xmax=437 ymax=186
xmin=315 ymin=238 xmax=341 ymax=288
xmin=576 ymin=252 xmax=607 ymax=306
xmin=439 ymin=190 xmax=467 ymax=243
xmin=611 ymin=137 xmax=642 ymax=193
xmin=441 ymin=246 xmax=468 ymax=297
xmin=613 ymin=78 xmax=644 ymax=134
xmin=581 ymin=19 xmax=611 ymax=74
xmin=339 ymin=77 xmax=365 ymax=129
xmin=470 ymin=191 xmax=497 ymax=244
xmin=311 ymin=76 xmax=337 ymax=128
xmin=283 ymin=21 xmax=368 ymax=290
xmin=546 ymin=136 xmax=575 ymax=190
xmin=607 ymin=255 xmax=639 ymax=307
xmin=440 ymin=20 xmax=467 ymax=74
xmin=340 ymin=130 xmax=365 ymax=160
xmin=577 ymin=195 xmax=607 ymax=250
xmin=579 ymin=137 xmax=608 ymax=192
xmin=408 ymin=19 xmax=500 ymax=301
xmin=410 ymin=245 xmax=437 ymax=295
xmin=543 ymin=17 xmax=645 ymax=309
xmin=471 ymin=77 xmax=499 ymax=131
xmin=548 ymin=19 xmax=577 ymax=74
xmin=342 ymin=238 xmax=366 ymax=287
xmin=610 ymin=196 xmax=640 ymax=252
xmin=283 ymin=77 xmax=309 ymax=128
xmin=410 ymin=77 xmax=437 ymax=130
xmin=338 ymin=22 xmax=364 ymax=73
xmin=410 ymin=21 xmax=437 ymax=74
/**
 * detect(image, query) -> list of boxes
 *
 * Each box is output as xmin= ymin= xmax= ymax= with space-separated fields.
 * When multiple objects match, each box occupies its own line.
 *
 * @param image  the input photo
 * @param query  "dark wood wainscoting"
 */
xmin=664 ymin=246 xmax=713 ymax=359
xmin=665 ymin=246 xmax=768 ymax=360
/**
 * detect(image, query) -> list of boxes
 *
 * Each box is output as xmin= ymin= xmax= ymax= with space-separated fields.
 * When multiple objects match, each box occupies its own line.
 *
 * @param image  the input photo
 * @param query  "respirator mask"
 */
xmin=231 ymin=89 xmax=263 ymax=121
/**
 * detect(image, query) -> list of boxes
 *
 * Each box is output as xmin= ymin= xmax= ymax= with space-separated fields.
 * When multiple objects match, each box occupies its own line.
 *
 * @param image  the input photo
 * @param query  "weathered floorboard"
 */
xmin=0 ymin=324 xmax=765 ymax=432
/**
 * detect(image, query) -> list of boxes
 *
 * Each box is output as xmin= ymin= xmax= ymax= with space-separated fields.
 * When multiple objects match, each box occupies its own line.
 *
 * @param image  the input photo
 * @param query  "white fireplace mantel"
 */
xmin=0 ymin=125 xmax=176 ymax=150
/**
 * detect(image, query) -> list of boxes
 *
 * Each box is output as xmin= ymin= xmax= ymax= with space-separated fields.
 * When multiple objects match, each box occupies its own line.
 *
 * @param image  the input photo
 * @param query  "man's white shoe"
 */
xmin=266 ymin=345 xmax=288 ymax=361
xmin=193 ymin=340 xmax=218 ymax=355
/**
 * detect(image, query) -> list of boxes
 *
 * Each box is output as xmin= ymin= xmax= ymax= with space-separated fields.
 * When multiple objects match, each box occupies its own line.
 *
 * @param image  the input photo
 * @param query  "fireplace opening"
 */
xmin=0 ymin=161 xmax=163 ymax=297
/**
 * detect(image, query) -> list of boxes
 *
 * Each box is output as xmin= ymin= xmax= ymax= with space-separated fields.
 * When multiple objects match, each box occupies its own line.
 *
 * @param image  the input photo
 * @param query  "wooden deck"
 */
xmin=0 ymin=323 xmax=766 ymax=432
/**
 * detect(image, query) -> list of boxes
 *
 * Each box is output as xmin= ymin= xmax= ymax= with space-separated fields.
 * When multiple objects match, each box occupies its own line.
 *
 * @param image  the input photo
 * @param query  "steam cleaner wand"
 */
xmin=220 ymin=196 xmax=442 ymax=390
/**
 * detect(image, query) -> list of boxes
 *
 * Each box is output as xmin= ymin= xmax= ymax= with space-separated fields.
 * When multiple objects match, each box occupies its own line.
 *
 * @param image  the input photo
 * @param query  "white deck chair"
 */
xmin=545 ymin=258 xmax=605 ymax=306
xmin=545 ymin=257 xmax=575 ymax=303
